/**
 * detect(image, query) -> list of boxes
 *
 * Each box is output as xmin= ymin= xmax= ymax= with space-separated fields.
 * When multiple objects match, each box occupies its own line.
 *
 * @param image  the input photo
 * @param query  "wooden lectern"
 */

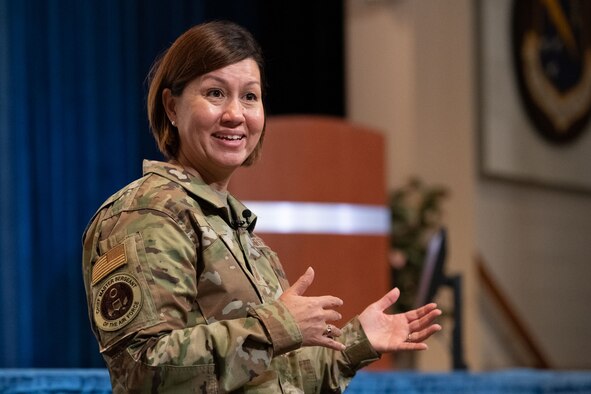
xmin=229 ymin=115 xmax=392 ymax=369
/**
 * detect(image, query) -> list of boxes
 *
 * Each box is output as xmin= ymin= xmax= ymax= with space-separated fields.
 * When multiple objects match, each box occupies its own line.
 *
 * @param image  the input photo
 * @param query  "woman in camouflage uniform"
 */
xmin=82 ymin=21 xmax=442 ymax=393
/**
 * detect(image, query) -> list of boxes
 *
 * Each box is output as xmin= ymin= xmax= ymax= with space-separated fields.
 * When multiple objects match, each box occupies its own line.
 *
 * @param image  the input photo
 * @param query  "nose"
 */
xmin=221 ymin=97 xmax=245 ymax=124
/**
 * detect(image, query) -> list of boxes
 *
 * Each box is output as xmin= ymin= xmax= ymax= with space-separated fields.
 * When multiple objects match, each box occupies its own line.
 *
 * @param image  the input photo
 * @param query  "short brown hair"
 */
xmin=147 ymin=21 xmax=266 ymax=165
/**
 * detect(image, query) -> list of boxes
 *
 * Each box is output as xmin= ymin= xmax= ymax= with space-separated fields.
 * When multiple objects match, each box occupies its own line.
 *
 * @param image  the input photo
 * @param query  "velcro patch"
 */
xmin=92 ymin=243 xmax=127 ymax=285
xmin=94 ymin=273 xmax=142 ymax=332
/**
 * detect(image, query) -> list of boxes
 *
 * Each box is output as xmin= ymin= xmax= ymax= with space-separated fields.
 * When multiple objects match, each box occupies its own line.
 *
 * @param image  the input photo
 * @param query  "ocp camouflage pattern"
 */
xmin=82 ymin=160 xmax=380 ymax=393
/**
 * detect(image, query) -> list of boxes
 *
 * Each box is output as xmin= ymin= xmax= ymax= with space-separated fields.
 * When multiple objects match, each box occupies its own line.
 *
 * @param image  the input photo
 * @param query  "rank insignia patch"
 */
xmin=94 ymin=273 xmax=142 ymax=332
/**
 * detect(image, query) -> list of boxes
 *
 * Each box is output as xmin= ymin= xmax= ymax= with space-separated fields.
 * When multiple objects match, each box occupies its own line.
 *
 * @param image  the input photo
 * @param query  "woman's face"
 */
xmin=164 ymin=58 xmax=264 ymax=184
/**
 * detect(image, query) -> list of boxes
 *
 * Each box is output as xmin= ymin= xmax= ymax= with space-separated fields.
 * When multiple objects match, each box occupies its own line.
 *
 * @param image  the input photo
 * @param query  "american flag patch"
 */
xmin=91 ymin=243 xmax=127 ymax=285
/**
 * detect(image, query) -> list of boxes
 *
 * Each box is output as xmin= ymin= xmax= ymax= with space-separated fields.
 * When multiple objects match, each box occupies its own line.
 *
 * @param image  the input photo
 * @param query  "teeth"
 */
xmin=215 ymin=134 xmax=243 ymax=141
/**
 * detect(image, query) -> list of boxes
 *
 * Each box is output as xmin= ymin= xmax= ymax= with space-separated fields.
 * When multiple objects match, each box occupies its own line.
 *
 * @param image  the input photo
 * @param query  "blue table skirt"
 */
xmin=0 ymin=369 xmax=111 ymax=393
xmin=1 ymin=368 xmax=591 ymax=393
xmin=348 ymin=369 xmax=591 ymax=393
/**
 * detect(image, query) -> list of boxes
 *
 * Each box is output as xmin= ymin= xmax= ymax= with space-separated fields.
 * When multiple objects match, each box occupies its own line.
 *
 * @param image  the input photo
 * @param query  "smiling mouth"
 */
xmin=213 ymin=133 xmax=245 ymax=141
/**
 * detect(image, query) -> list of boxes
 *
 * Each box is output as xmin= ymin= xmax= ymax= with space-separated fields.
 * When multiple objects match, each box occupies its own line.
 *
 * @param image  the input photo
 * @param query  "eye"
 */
xmin=244 ymin=92 xmax=258 ymax=101
xmin=206 ymin=89 xmax=224 ymax=98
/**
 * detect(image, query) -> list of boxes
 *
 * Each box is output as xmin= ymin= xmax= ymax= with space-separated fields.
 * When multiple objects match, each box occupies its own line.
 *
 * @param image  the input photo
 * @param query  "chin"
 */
xmin=216 ymin=156 xmax=249 ymax=170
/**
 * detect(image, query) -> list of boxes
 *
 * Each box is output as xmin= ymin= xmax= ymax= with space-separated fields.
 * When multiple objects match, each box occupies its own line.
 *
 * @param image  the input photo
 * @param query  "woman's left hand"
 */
xmin=358 ymin=287 xmax=442 ymax=353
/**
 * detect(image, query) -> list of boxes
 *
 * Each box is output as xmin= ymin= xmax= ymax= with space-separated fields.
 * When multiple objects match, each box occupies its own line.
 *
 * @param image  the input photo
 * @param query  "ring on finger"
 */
xmin=406 ymin=333 xmax=413 ymax=343
xmin=323 ymin=324 xmax=333 ymax=338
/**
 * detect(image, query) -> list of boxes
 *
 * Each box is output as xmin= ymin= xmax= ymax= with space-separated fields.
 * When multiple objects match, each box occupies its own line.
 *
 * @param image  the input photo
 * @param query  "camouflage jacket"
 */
xmin=82 ymin=160 xmax=380 ymax=393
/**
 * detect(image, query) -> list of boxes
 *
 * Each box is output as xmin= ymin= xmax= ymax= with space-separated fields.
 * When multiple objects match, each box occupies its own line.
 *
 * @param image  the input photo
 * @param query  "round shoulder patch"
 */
xmin=94 ymin=273 xmax=142 ymax=332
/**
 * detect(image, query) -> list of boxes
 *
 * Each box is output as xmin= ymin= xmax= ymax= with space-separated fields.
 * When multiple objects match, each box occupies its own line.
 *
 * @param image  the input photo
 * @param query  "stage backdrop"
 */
xmin=0 ymin=0 xmax=344 ymax=368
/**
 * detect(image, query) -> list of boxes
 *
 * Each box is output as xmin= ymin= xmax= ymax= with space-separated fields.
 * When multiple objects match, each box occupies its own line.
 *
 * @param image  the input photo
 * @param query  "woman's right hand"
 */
xmin=279 ymin=267 xmax=346 ymax=351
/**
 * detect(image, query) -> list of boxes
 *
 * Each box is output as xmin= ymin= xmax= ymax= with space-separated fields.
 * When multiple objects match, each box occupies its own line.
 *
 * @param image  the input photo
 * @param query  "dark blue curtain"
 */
xmin=0 ymin=0 xmax=343 ymax=368
xmin=0 ymin=0 xmax=208 ymax=368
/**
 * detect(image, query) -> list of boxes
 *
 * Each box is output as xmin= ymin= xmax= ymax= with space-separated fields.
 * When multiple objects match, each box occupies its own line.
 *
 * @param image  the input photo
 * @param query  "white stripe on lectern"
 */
xmin=244 ymin=201 xmax=390 ymax=235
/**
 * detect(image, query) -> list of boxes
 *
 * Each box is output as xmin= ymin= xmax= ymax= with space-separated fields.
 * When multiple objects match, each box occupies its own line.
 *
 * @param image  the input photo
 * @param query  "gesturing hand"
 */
xmin=358 ymin=287 xmax=442 ymax=353
xmin=279 ymin=267 xmax=346 ymax=351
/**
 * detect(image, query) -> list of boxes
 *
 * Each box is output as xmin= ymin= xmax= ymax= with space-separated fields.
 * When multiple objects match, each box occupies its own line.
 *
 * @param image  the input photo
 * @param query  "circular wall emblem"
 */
xmin=512 ymin=0 xmax=591 ymax=144
xmin=94 ymin=273 xmax=142 ymax=332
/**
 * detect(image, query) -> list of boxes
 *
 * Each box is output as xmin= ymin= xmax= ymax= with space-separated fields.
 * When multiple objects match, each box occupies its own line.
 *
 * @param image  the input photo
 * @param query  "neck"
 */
xmin=172 ymin=157 xmax=233 ymax=192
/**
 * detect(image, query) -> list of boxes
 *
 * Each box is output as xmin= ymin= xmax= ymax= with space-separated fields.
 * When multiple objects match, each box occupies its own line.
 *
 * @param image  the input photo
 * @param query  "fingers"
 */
xmin=409 ymin=323 xmax=442 ymax=344
xmin=323 ymin=308 xmax=343 ymax=323
xmin=402 ymin=304 xmax=443 ymax=351
xmin=280 ymin=267 xmax=347 ymax=351
xmin=327 ymin=324 xmax=343 ymax=338
xmin=407 ymin=305 xmax=442 ymax=332
xmin=314 ymin=304 xmax=343 ymax=337
xmin=406 ymin=302 xmax=439 ymax=320
xmin=400 ymin=341 xmax=429 ymax=351
xmin=401 ymin=322 xmax=442 ymax=352
xmin=314 ymin=324 xmax=345 ymax=351
xmin=371 ymin=287 xmax=401 ymax=312
xmin=287 ymin=267 xmax=315 ymax=296
xmin=317 ymin=295 xmax=344 ymax=310
xmin=320 ymin=336 xmax=346 ymax=351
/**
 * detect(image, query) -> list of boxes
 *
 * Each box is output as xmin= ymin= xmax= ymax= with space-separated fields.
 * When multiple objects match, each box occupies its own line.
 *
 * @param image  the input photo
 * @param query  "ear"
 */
xmin=162 ymin=88 xmax=177 ymax=124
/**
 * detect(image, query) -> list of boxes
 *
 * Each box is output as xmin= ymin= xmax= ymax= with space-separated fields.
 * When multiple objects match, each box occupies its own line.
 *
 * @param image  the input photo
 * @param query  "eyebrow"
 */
xmin=201 ymin=75 xmax=261 ymax=88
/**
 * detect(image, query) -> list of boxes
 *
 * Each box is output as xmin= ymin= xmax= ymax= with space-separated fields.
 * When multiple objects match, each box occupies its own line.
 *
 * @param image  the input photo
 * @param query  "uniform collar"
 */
xmin=142 ymin=160 xmax=257 ymax=232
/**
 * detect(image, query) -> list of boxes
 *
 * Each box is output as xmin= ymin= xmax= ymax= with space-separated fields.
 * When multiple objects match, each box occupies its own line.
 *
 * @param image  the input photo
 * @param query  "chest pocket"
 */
xmin=247 ymin=233 xmax=290 ymax=301
xmin=193 ymin=210 xmax=289 ymax=323
xmin=196 ymin=228 xmax=261 ymax=323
